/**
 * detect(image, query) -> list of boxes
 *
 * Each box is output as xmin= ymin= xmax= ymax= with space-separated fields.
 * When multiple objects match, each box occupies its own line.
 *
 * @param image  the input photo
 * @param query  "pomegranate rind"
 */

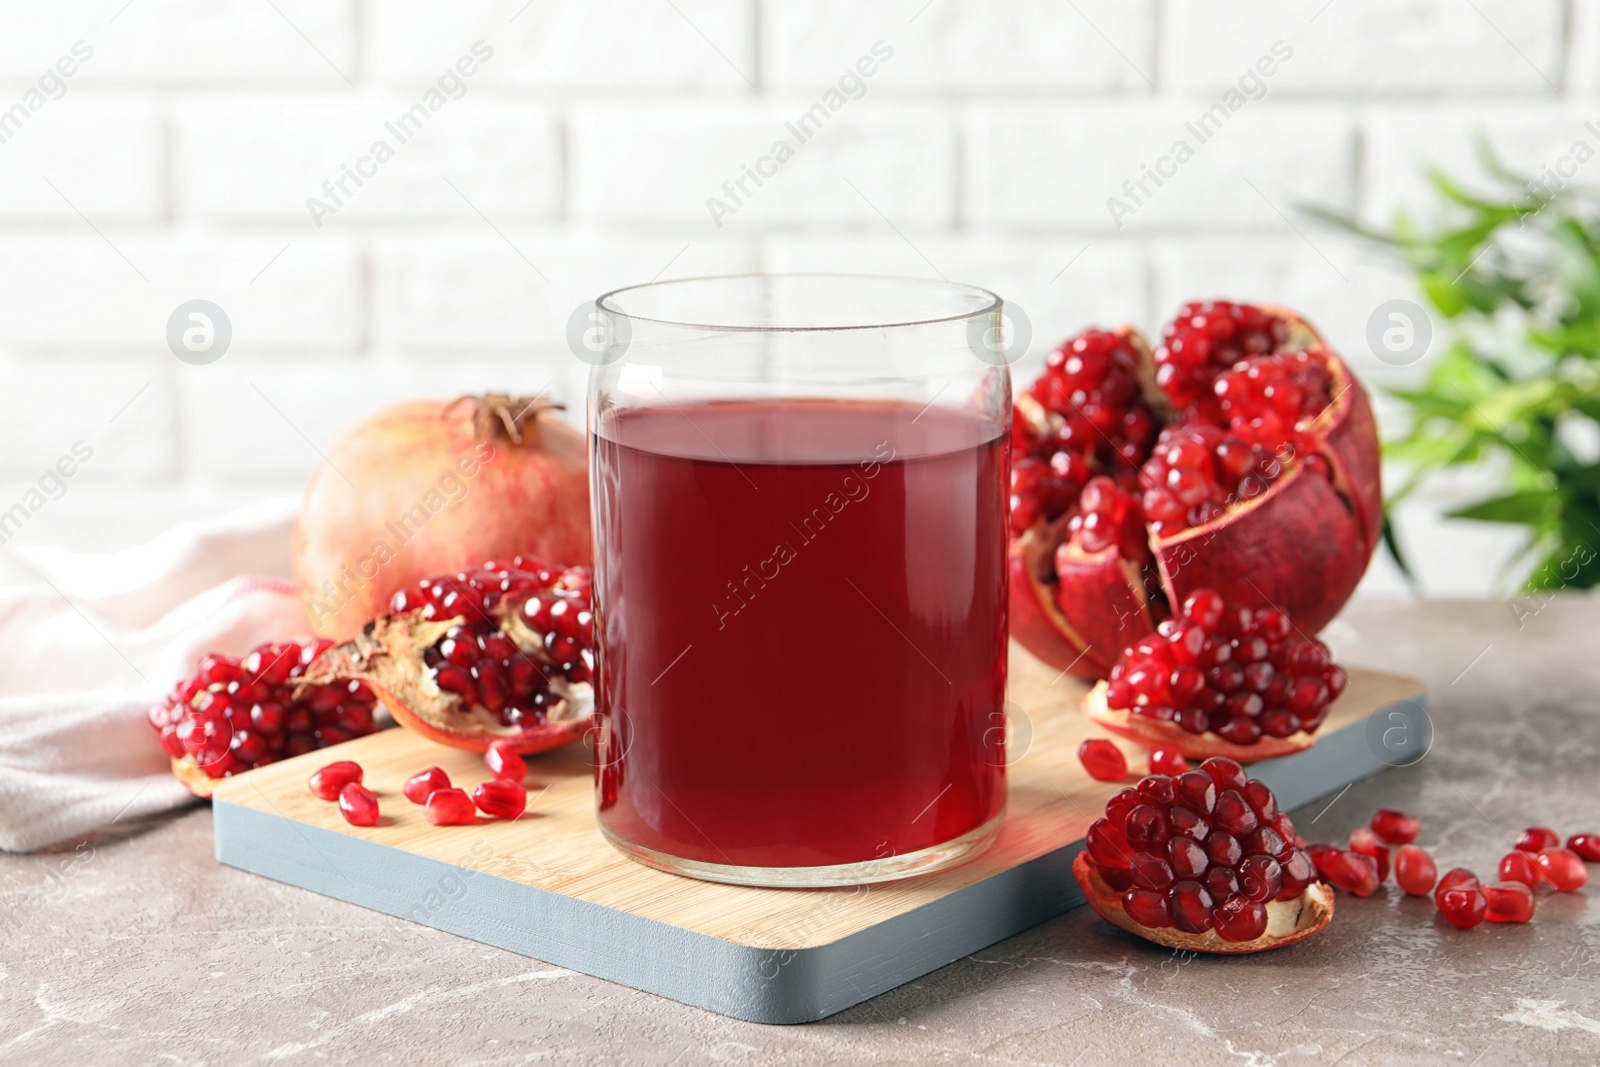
xmin=1074 ymin=852 xmax=1333 ymax=954
xmin=1081 ymin=680 xmax=1316 ymax=763
xmin=169 ymin=757 xmax=221 ymax=799
xmin=305 ymin=610 xmax=590 ymax=756
xmin=1009 ymin=520 xmax=1108 ymax=676
xmin=1008 ymin=304 xmax=1381 ymax=678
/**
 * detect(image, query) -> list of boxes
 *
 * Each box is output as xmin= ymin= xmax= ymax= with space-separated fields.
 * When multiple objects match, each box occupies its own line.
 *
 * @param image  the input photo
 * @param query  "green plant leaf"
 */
xmin=1445 ymin=490 xmax=1560 ymax=526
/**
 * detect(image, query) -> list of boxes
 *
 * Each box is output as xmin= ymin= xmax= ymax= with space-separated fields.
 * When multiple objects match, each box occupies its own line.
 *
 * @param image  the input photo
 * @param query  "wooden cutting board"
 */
xmin=212 ymin=646 xmax=1427 ymax=1024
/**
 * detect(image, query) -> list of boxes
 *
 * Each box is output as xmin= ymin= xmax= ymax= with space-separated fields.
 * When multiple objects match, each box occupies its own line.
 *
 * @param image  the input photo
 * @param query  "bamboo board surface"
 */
xmin=213 ymin=646 xmax=1426 ymax=1021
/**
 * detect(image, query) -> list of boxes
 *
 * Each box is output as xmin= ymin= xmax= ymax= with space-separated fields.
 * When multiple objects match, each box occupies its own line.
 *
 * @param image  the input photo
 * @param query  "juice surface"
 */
xmin=592 ymin=398 xmax=1008 ymax=868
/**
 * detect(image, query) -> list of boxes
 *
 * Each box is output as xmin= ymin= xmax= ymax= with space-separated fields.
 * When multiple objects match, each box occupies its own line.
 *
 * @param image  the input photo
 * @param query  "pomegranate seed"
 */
xmin=1078 ymin=738 xmax=1128 ymax=782
xmin=1313 ymin=847 xmax=1380 ymax=896
xmin=485 ymin=742 xmax=527 ymax=782
xmin=1498 ymin=851 xmax=1542 ymax=888
xmin=1148 ymin=747 xmax=1188 ymax=776
xmin=1369 ymin=808 xmax=1420 ymax=845
xmin=1483 ymin=881 xmax=1534 ymax=923
xmin=1566 ymin=833 xmax=1600 ymax=862
xmin=1515 ymin=826 xmax=1560 ymax=852
xmin=1123 ymin=887 xmax=1172 ymax=928
xmin=1433 ymin=868 xmax=1480 ymax=910
xmin=424 ymin=787 xmax=478 ymax=826
xmin=1168 ymin=880 xmax=1214 ymax=933
xmin=1347 ymin=828 xmax=1390 ymax=882
xmin=1535 ymin=847 xmax=1589 ymax=892
xmin=1438 ymin=886 xmax=1488 ymax=929
xmin=308 ymin=760 xmax=363 ymax=802
xmin=472 ymin=779 xmax=527 ymax=820
xmin=1393 ymin=845 xmax=1437 ymax=896
xmin=1212 ymin=895 xmax=1268 ymax=942
xmin=337 ymin=782 xmax=380 ymax=827
xmin=403 ymin=766 xmax=451 ymax=805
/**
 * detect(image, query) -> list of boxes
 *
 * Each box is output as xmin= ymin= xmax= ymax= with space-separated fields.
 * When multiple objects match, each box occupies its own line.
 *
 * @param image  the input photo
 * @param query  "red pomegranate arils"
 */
xmin=1369 ymin=808 xmax=1420 ymax=845
xmin=1514 ymin=826 xmax=1560 ymax=853
xmin=1483 ymin=881 xmax=1535 ymax=923
xmin=1074 ymin=756 xmax=1332 ymax=953
xmin=155 ymin=640 xmax=380 ymax=796
xmin=1498 ymin=850 xmax=1542 ymax=888
xmin=1393 ymin=845 xmax=1437 ymax=896
xmin=1347 ymin=827 xmax=1390 ymax=882
xmin=485 ymin=741 xmax=527 ymax=782
xmin=309 ymin=760 xmax=364 ymax=802
xmin=1433 ymin=868 xmax=1480 ymax=910
xmin=425 ymin=787 xmax=477 ymax=826
xmin=338 ymin=782 xmax=379 ymax=827
xmin=1312 ymin=847 xmax=1380 ymax=897
xmin=403 ymin=766 xmax=451 ymax=805
xmin=1535 ymin=847 xmax=1589 ymax=892
xmin=1566 ymin=833 xmax=1600 ymax=863
xmin=1090 ymin=588 xmax=1343 ymax=758
xmin=1438 ymin=885 xmax=1488 ymax=929
xmin=472 ymin=779 xmax=527 ymax=820
xmin=1148 ymin=747 xmax=1189 ymax=777
xmin=1078 ymin=738 xmax=1128 ymax=782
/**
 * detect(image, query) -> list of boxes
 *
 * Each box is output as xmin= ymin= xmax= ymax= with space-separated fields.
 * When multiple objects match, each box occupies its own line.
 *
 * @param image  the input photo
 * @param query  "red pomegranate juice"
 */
xmin=592 ymin=399 xmax=1008 ymax=869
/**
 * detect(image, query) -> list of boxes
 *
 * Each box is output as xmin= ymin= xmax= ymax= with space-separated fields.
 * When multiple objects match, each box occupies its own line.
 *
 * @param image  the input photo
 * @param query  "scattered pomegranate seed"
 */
xmin=309 ymin=760 xmax=364 ymax=802
xmin=485 ymin=742 xmax=527 ymax=782
xmin=337 ymin=782 xmax=379 ymax=827
xmin=1498 ymin=850 xmax=1542 ymax=888
xmin=1433 ymin=868 xmax=1480 ymax=910
xmin=1438 ymin=885 xmax=1488 ymax=929
xmin=1393 ymin=845 xmax=1436 ymax=896
xmin=403 ymin=766 xmax=451 ymax=805
xmin=1535 ymin=847 xmax=1589 ymax=892
xmin=1078 ymin=738 xmax=1128 ymax=782
xmin=1514 ymin=826 xmax=1560 ymax=853
xmin=1348 ymin=828 xmax=1390 ymax=882
xmin=424 ymin=787 xmax=477 ymax=826
xmin=1369 ymin=808 xmax=1420 ymax=845
xmin=1148 ymin=747 xmax=1188 ymax=777
xmin=1483 ymin=881 xmax=1535 ymax=923
xmin=1566 ymin=833 xmax=1600 ymax=863
xmin=472 ymin=779 xmax=527 ymax=820
xmin=1312 ymin=846 xmax=1380 ymax=897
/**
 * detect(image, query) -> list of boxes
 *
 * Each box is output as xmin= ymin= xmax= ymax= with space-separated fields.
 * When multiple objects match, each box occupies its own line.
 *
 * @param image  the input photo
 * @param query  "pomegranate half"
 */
xmin=293 ymin=394 xmax=591 ymax=642
xmin=1074 ymin=757 xmax=1334 ymax=953
xmin=303 ymin=557 xmax=593 ymax=754
xmin=1010 ymin=302 xmax=1381 ymax=679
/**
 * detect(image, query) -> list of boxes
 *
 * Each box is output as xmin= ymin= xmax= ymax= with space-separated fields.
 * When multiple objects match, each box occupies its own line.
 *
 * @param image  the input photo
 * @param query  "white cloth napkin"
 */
xmin=0 ymin=498 xmax=314 ymax=852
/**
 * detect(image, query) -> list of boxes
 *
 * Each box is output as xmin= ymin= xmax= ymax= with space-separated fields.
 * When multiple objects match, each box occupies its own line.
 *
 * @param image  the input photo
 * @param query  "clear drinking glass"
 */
xmin=586 ymin=274 xmax=1011 ymax=887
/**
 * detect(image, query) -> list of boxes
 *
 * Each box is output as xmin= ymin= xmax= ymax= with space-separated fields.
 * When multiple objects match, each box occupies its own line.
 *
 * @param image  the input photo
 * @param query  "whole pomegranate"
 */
xmin=1010 ymin=302 xmax=1381 ymax=678
xmin=294 ymin=394 xmax=590 ymax=641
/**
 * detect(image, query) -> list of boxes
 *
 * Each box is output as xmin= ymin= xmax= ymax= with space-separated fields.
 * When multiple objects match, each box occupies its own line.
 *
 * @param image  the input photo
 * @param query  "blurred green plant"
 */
xmin=1310 ymin=139 xmax=1600 ymax=593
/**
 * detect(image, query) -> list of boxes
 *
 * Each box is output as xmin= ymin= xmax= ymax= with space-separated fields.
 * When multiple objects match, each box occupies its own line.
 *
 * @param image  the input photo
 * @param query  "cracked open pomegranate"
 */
xmin=304 ymin=556 xmax=593 ymax=754
xmin=150 ymin=641 xmax=380 ymax=797
xmin=1010 ymin=302 xmax=1381 ymax=679
xmin=1074 ymin=757 xmax=1334 ymax=953
xmin=1082 ymin=588 xmax=1346 ymax=761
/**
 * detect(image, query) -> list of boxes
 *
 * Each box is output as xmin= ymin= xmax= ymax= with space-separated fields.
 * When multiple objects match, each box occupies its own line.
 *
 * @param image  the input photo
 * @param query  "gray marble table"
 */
xmin=3 ymin=598 xmax=1597 ymax=1066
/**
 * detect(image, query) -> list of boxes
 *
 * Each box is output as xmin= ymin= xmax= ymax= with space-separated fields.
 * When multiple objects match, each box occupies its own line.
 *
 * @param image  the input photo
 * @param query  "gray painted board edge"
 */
xmin=214 ymin=693 xmax=1428 ymax=1024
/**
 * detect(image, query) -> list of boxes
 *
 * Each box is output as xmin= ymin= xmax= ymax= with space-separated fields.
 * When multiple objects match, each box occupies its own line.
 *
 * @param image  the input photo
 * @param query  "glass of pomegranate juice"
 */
xmin=586 ymin=274 xmax=1012 ymax=886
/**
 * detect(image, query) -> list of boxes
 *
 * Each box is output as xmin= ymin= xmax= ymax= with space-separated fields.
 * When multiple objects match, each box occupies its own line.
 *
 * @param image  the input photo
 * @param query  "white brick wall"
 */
xmin=0 ymin=0 xmax=1585 ymax=595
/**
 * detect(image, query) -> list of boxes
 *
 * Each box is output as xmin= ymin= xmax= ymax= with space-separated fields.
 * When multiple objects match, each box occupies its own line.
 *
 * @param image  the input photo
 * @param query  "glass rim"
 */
xmin=594 ymin=272 xmax=1004 ymax=334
